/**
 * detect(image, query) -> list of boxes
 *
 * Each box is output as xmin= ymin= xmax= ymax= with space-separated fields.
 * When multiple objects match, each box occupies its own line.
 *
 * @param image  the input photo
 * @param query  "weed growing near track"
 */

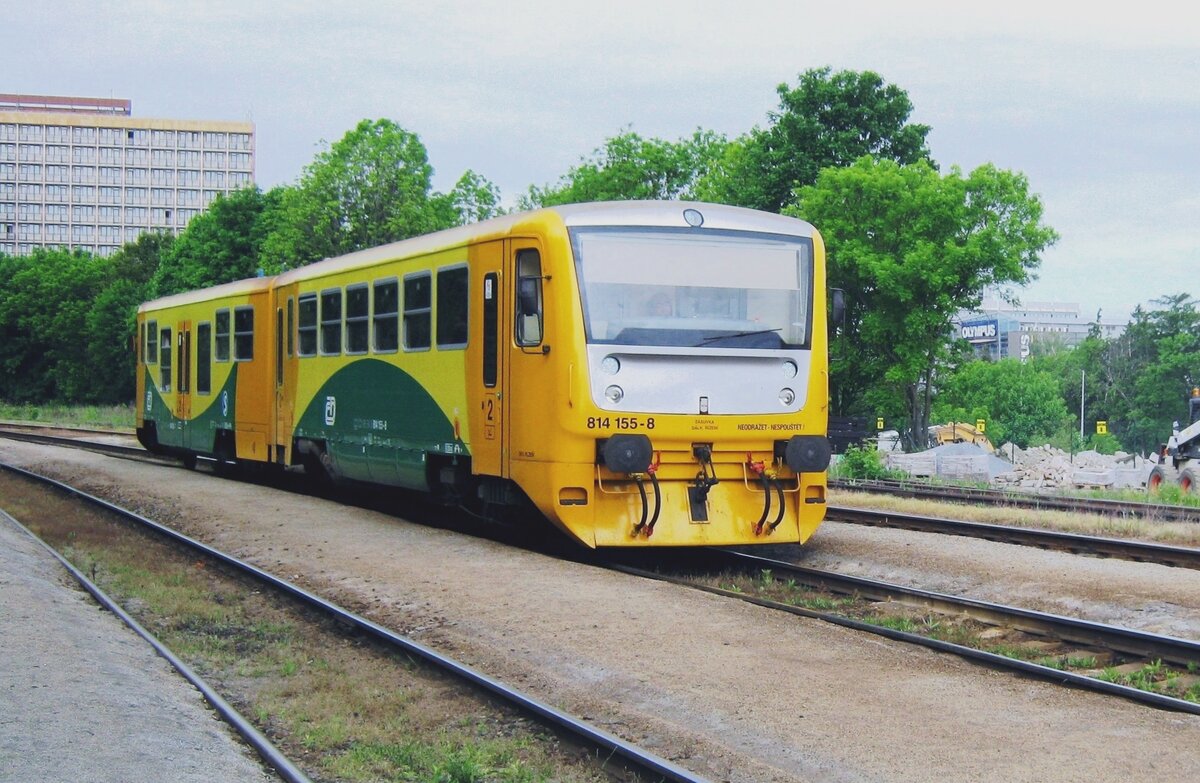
xmin=0 ymin=402 xmax=135 ymax=430
xmin=703 ymin=567 xmax=1200 ymax=705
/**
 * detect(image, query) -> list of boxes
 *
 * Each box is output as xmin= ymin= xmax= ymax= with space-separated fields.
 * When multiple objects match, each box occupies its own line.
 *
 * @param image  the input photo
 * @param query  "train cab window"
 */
xmin=196 ymin=322 xmax=211 ymax=395
xmin=138 ymin=323 xmax=144 ymax=364
xmin=345 ymin=284 xmax=369 ymax=354
xmin=215 ymin=308 xmax=230 ymax=362
xmin=233 ymin=306 xmax=254 ymax=361
xmin=298 ymin=293 xmax=317 ymax=357
xmin=146 ymin=320 xmax=158 ymax=364
xmin=515 ymin=249 xmax=543 ymax=346
xmin=320 ymin=288 xmax=342 ymax=355
xmin=436 ymin=265 xmax=468 ymax=349
xmin=403 ymin=273 xmax=431 ymax=351
xmin=159 ymin=328 xmax=172 ymax=392
xmin=373 ymin=279 xmax=399 ymax=352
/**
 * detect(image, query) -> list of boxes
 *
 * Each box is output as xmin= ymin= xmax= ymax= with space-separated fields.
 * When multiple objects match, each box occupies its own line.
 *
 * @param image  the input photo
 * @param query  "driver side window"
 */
xmin=515 ymin=249 xmax=542 ymax=346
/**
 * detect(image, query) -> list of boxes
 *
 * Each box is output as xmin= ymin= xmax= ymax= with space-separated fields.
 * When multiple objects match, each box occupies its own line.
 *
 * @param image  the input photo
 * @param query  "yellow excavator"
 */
xmin=928 ymin=422 xmax=995 ymax=453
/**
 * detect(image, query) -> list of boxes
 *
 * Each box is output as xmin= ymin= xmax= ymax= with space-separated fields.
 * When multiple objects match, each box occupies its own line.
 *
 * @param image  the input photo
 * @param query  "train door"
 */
xmin=174 ymin=321 xmax=192 ymax=447
xmin=273 ymin=289 xmax=296 ymax=464
xmin=468 ymin=240 xmax=506 ymax=478
xmin=505 ymin=240 xmax=551 ymax=468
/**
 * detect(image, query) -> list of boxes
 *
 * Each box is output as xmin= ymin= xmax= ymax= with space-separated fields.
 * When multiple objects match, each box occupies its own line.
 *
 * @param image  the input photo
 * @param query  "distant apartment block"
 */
xmin=0 ymin=93 xmax=254 ymax=257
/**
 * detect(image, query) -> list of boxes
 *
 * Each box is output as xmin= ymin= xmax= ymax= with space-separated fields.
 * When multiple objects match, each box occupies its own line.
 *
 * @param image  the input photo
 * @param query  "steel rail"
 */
xmin=609 ymin=550 xmax=1200 ymax=716
xmin=717 ymin=549 xmax=1200 ymax=667
xmin=827 ymin=504 xmax=1200 ymax=570
xmin=830 ymin=477 xmax=1199 ymax=523
xmin=0 ymin=508 xmax=313 ymax=783
xmin=0 ymin=461 xmax=711 ymax=783
xmin=0 ymin=427 xmax=163 ymax=462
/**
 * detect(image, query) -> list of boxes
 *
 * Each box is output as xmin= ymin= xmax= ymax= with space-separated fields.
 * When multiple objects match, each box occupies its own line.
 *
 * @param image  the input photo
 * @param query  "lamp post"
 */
xmin=1079 ymin=369 xmax=1086 ymax=442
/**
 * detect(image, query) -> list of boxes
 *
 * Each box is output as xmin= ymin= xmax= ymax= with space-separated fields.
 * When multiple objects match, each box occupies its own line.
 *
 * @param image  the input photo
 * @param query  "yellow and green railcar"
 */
xmin=137 ymin=201 xmax=834 ymax=548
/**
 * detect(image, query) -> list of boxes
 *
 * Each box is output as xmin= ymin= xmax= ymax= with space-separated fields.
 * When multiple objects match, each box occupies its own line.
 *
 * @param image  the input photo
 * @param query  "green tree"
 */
xmin=439 ymin=169 xmax=504 ymax=224
xmin=932 ymin=358 xmax=1074 ymax=447
xmin=789 ymin=157 xmax=1058 ymax=448
xmin=261 ymin=119 xmax=453 ymax=269
xmin=697 ymin=67 xmax=933 ymax=212
xmin=83 ymin=277 xmax=144 ymax=402
xmin=521 ymin=128 xmax=728 ymax=208
xmin=0 ymin=249 xmax=119 ymax=402
xmin=1063 ymin=295 xmax=1199 ymax=453
xmin=151 ymin=187 xmax=279 ymax=296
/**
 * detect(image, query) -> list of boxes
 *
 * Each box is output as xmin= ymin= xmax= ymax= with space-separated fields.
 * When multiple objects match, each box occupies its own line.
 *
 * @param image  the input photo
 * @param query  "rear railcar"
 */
xmin=135 ymin=278 xmax=274 ymax=468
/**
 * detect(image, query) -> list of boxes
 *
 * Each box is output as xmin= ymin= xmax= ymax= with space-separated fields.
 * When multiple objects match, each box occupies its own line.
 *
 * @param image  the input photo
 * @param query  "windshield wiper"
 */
xmin=695 ymin=327 xmax=783 ymax=346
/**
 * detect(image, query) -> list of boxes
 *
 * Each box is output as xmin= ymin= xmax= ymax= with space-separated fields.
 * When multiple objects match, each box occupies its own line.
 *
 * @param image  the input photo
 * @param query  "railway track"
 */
xmin=831 ymin=477 xmax=1200 ymax=523
xmin=5 ymin=424 xmax=1199 ymax=574
xmin=827 ymin=505 xmax=1200 ymax=570
xmin=0 ymin=461 xmax=710 ymax=783
xmin=607 ymin=549 xmax=1200 ymax=715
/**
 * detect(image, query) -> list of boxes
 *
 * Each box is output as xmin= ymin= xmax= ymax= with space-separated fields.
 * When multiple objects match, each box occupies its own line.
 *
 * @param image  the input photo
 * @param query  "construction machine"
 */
xmin=928 ymin=422 xmax=995 ymax=453
xmin=1148 ymin=387 xmax=1200 ymax=493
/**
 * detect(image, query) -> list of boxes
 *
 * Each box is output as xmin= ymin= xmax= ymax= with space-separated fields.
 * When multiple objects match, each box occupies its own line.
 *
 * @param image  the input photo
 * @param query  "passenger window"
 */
xmin=373 ymin=279 xmax=399 ymax=352
xmin=215 ymin=309 xmax=230 ymax=362
xmin=403 ymin=273 xmax=431 ymax=351
xmin=436 ymin=265 xmax=468 ymax=349
xmin=346 ymin=284 xmax=369 ymax=354
xmin=298 ymin=293 xmax=317 ymax=357
xmin=159 ymin=328 xmax=172 ymax=391
xmin=146 ymin=320 xmax=158 ymax=364
xmin=515 ymin=249 xmax=543 ymax=346
xmin=233 ymin=306 xmax=254 ymax=361
xmin=197 ymin=322 xmax=211 ymax=394
xmin=320 ymin=288 xmax=342 ymax=355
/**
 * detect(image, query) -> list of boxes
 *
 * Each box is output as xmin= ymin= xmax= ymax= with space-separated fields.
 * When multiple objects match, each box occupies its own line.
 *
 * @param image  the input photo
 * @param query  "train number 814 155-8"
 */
xmin=586 ymin=416 xmax=655 ymax=431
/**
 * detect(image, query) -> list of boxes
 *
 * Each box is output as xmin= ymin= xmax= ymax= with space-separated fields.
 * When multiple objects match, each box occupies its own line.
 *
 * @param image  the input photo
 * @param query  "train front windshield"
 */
xmin=572 ymin=228 xmax=813 ymax=350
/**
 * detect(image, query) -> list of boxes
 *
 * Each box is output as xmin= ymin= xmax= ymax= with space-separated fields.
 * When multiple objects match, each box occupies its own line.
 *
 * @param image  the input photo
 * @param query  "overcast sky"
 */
xmin=8 ymin=1 xmax=1199 ymax=321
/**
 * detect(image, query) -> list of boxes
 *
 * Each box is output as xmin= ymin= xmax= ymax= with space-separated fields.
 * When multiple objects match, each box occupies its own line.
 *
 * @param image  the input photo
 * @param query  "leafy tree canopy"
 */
xmin=521 ymin=128 xmax=728 ymax=208
xmin=697 ymin=67 xmax=933 ymax=212
xmin=0 ymin=249 xmax=127 ymax=402
xmin=932 ymin=358 xmax=1074 ymax=448
xmin=789 ymin=157 xmax=1058 ymax=447
xmin=260 ymin=119 xmax=454 ymax=270
xmin=151 ymin=187 xmax=278 ymax=297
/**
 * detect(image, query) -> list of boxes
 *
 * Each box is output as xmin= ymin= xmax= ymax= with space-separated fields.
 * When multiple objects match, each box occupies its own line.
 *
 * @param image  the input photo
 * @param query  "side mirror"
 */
xmin=830 ymin=288 xmax=846 ymax=328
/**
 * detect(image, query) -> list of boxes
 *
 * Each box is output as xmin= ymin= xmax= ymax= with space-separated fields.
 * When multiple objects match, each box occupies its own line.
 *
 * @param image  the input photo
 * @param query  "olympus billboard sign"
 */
xmin=960 ymin=319 xmax=998 ymax=342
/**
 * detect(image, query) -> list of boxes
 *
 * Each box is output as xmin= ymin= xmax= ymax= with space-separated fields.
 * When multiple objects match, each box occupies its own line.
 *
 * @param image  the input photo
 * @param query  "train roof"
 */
xmin=139 ymin=275 xmax=272 ymax=313
xmin=274 ymin=201 xmax=817 ymax=285
xmin=139 ymin=201 xmax=818 ymax=309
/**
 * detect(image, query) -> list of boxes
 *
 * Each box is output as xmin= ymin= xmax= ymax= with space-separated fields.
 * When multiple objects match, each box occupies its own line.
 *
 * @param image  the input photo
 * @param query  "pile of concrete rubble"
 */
xmin=881 ymin=441 xmax=1151 ymax=490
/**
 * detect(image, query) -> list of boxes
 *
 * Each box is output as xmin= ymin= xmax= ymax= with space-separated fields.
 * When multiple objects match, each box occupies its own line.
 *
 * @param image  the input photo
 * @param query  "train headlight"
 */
xmin=779 ymin=388 xmax=795 ymax=406
xmin=782 ymin=360 xmax=798 ymax=378
xmin=601 ymin=355 xmax=621 ymax=375
xmin=605 ymin=385 xmax=624 ymax=404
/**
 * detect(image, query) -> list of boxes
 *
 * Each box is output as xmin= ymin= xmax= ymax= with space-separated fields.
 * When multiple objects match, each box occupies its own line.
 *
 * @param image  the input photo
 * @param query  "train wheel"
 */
xmin=181 ymin=453 xmax=197 ymax=470
xmin=1179 ymin=467 xmax=1197 ymax=494
xmin=1148 ymin=464 xmax=1179 ymax=493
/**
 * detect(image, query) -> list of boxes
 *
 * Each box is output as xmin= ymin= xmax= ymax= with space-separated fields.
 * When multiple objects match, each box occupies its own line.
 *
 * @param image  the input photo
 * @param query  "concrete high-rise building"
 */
xmin=0 ymin=93 xmax=254 ymax=258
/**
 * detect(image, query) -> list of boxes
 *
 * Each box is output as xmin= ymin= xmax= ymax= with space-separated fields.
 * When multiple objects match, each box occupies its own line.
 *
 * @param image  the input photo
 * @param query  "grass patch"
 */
xmin=707 ymin=567 xmax=1200 ymax=705
xmin=0 ymin=401 xmax=136 ymax=430
xmin=828 ymin=488 xmax=1200 ymax=548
